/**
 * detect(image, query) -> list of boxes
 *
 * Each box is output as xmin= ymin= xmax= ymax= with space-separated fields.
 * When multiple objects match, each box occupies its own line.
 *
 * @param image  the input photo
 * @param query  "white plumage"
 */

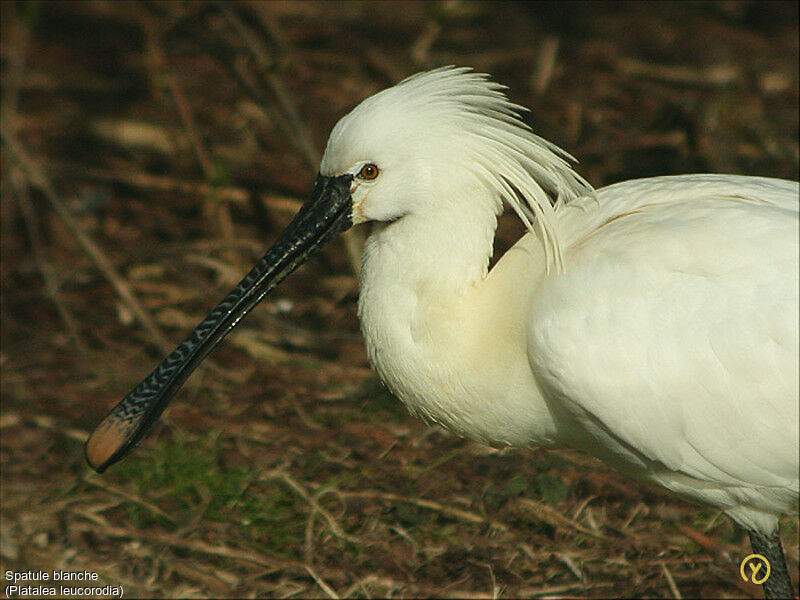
xmin=87 ymin=66 xmax=799 ymax=596
xmin=323 ymin=68 xmax=799 ymax=539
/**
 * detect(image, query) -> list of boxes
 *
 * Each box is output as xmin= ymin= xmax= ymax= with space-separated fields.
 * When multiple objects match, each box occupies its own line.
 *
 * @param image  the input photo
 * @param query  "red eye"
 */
xmin=358 ymin=163 xmax=379 ymax=180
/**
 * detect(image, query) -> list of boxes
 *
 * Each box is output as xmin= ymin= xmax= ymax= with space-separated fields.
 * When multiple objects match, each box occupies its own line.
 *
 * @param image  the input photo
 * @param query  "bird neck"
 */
xmin=355 ymin=192 xmax=558 ymax=446
xmin=357 ymin=204 xmax=497 ymax=368
xmin=362 ymin=207 xmax=497 ymax=294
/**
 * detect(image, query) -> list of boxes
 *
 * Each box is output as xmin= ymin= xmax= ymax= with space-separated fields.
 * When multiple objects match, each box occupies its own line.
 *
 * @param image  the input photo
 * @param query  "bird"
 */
xmin=85 ymin=67 xmax=799 ymax=598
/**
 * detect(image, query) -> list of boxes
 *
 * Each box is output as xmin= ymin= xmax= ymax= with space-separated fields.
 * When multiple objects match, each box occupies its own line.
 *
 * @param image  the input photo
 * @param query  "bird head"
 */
xmin=84 ymin=67 xmax=591 ymax=472
xmin=319 ymin=66 xmax=590 ymax=228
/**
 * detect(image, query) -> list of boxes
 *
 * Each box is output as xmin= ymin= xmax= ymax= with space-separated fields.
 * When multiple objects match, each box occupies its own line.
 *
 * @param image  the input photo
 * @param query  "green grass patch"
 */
xmin=535 ymin=473 xmax=568 ymax=505
xmin=110 ymin=432 xmax=308 ymax=558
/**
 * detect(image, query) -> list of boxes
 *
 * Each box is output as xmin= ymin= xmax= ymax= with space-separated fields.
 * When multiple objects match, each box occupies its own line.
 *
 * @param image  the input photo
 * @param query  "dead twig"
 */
xmin=578 ymin=131 xmax=688 ymax=158
xmin=531 ymin=36 xmax=559 ymax=95
xmin=142 ymin=15 xmax=239 ymax=271
xmin=340 ymin=575 xmax=407 ymax=599
xmin=304 ymin=508 xmax=318 ymax=565
xmin=6 ymin=132 xmax=258 ymax=384
xmin=518 ymin=581 xmax=615 ymax=597
xmin=411 ymin=21 xmax=442 ymax=66
xmin=0 ymin=124 xmax=173 ymax=353
xmin=0 ymin=3 xmax=29 ymax=120
xmin=554 ymin=551 xmax=585 ymax=581
xmin=2 ymin=7 xmax=85 ymax=351
xmin=60 ymin=163 xmax=307 ymax=219
xmin=621 ymin=501 xmax=647 ymax=530
xmin=83 ymin=475 xmax=177 ymax=523
xmin=509 ymin=497 xmax=606 ymax=539
xmin=260 ymin=469 xmax=356 ymax=543
xmin=677 ymin=523 xmax=734 ymax=563
xmin=660 ymin=560 xmax=683 ymax=599
xmin=169 ymin=561 xmax=235 ymax=596
xmin=217 ymin=4 xmax=319 ymax=167
xmin=216 ymin=3 xmax=364 ymax=276
xmin=61 ymin=163 xmax=249 ymax=204
xmin=10 ymin=154 xmax=88 ymax=353
xmin=616 ymin=57 xmax=740 ymax=87
xmin=342 ymin=490 xmax=509 ymax=532
xmin=71 ymin=515 xmax=300 ymax=573
xmin=1 ymin=412 xmax=88 ymax=444
xmin=466 ymin=559 xmax=501 ymax=599
xmin=304 ymin=565 xmax=339 ymax=600
xmin=144 ymin=29 xmax=214 ymax=177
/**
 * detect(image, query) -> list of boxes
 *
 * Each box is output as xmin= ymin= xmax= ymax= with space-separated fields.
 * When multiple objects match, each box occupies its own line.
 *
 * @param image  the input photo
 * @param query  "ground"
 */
xmin=1 ymin=1 xmax=798 ymax=598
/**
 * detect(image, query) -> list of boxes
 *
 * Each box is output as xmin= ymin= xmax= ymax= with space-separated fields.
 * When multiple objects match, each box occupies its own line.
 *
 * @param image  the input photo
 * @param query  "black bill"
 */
xmin=85 ymin=173 xmax=354 ymax=473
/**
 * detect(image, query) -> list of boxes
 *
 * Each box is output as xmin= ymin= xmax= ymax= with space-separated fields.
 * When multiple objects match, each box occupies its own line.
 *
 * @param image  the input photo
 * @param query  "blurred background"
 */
xmin=1 ymin=1 xmax=797 ymax=597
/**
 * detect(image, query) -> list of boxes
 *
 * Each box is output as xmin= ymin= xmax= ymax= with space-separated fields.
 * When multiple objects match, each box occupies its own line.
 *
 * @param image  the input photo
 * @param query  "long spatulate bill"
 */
xmin=85 ymin=174 xmax=354 ymax=472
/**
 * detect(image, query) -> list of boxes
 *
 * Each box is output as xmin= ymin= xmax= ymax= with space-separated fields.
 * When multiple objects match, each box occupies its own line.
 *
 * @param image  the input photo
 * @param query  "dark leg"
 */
xmin=748 ymin=529 xmax=796 ymax=599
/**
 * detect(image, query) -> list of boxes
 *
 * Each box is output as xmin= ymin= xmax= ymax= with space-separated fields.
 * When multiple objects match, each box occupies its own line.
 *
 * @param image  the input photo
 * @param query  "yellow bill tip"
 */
xmin=84 ymin=416 xmax=131 ymax=473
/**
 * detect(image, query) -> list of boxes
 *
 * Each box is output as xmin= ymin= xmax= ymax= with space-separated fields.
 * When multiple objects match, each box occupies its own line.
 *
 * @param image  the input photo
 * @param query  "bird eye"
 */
xmin=357 ymin=163 xmax=379 ymax=180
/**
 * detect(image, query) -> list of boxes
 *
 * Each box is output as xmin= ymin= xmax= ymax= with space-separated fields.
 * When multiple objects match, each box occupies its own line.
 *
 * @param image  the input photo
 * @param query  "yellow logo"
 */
xmin=740 ymin=554 xmax=771 ymax=585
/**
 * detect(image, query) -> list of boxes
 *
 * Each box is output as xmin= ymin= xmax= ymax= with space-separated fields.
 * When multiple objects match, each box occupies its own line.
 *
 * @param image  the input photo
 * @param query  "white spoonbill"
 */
xmin=86 ymin=67 xmax=799 ymax=598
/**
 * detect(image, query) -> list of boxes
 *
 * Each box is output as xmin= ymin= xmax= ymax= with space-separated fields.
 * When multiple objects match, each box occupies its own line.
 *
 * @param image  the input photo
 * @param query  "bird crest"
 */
xmin=322 ymin=66 xmax=594 ymax=270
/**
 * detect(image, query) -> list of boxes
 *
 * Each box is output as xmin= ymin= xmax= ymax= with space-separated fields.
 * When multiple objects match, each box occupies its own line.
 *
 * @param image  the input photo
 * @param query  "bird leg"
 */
xmin=747 ymin=529 xmax=796 ymax=599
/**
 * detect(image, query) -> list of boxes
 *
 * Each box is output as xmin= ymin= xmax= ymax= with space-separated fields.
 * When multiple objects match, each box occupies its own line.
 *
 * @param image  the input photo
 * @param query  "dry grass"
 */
xmin=1 ymin=1 xmax=798 ymax=598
